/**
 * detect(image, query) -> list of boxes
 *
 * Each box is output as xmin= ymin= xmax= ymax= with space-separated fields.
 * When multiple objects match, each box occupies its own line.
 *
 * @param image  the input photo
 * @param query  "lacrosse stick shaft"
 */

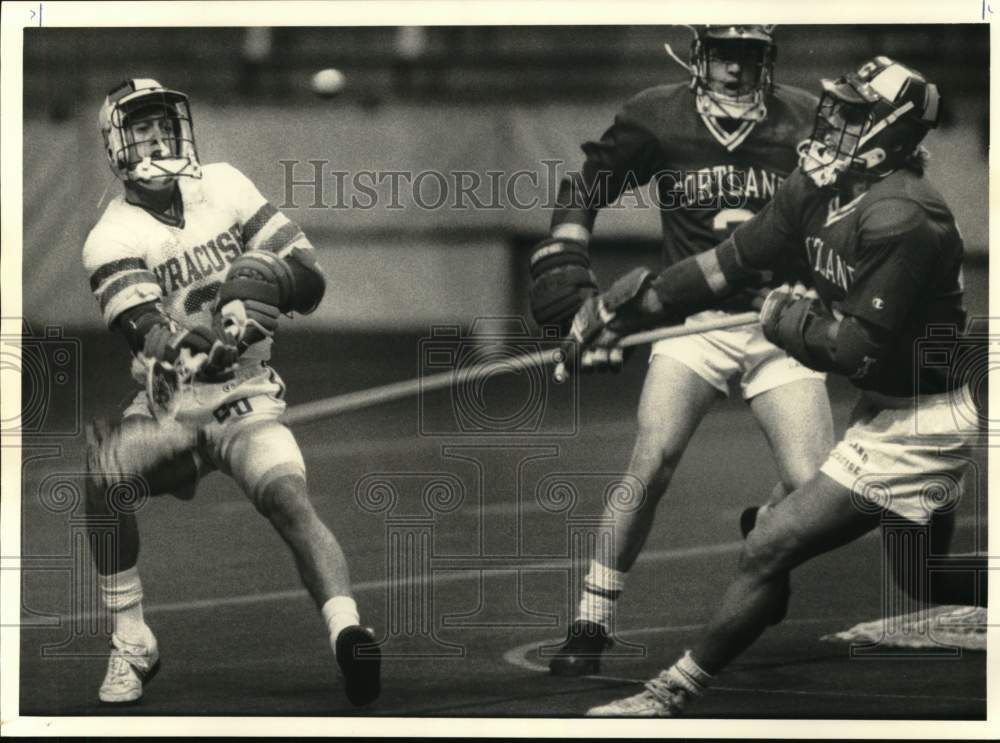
xmin=282 ymin=347 xmax=557 ymax=427
xmin=617 ymin=311 xmax=759 ymax=347
xmin=282 ymin=311 xmax=760 ymax=427
xmin=551 ymin=311 xmax=760 ymax=382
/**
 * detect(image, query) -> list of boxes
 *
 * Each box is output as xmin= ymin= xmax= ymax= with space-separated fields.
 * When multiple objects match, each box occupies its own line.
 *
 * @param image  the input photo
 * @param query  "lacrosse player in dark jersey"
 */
xmin=529 ymin=26 xmax=834 ymax=676
xmin=563 ymin=57 xmax=983 ymax=716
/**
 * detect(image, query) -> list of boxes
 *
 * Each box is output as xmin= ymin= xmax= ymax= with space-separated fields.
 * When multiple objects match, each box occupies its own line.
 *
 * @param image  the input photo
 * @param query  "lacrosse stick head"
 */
xmin=145 ymin=348 xmax=206 ymax=421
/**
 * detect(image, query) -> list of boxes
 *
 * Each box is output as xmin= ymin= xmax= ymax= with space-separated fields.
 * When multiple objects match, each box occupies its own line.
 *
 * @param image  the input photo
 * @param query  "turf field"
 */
xmin=18 ymin=325 xmax=987 ymax=719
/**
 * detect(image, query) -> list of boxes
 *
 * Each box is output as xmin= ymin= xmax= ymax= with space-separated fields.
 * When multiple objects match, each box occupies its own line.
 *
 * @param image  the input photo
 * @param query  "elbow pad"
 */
xmin=776 ymin=305 xmax=888 ymax=380
xmin=218 ymin=248 xmax=326 ymax=316
xmin=284 ymin=246 xmax=326 ymax=315
xmin=831 ymin=315 xmax=888 ymax=383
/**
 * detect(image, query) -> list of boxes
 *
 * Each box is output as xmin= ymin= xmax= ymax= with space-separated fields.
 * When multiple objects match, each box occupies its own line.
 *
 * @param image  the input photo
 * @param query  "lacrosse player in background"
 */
xmin=567 ymin=56 xmax=983 ymax=716
xmin=528 ymin=26 xmax=834 ymax=676
xmin=81 ymin=79 xmax=380 ymax=707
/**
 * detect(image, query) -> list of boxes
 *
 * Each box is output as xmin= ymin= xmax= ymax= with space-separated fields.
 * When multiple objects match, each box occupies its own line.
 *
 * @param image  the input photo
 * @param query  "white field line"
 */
xmin=501 ymin=620 xmax=986 ymax=703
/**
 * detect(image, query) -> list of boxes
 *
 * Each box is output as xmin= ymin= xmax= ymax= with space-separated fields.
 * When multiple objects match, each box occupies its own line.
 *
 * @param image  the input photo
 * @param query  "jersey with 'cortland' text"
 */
xmin=82 ymin=162 xmax=314 ymax=382
xmin=554 ymin=82 xmax=818 ymax=301
xmin=732 ymin=166 xmax=967 ymax=396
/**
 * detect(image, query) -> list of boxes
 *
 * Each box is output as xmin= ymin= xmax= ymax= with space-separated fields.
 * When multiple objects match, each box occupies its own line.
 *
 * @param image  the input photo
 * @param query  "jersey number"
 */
xmin=712 ymin=208 xmax=755 ymax=240
xmin=213 ymin=397 xmax=253 ymax=423
xmin=183 ymin=281 xmax=222 ymax=316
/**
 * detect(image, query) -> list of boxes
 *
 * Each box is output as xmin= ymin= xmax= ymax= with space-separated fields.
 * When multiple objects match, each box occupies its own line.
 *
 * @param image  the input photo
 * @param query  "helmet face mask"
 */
xmin=690 ymin=25 xmax=776 ymax=121
xmin=798 ymin=56 xmax=940 ymax=189
xmin=797 ymin=95 xmax=872 ymax=188
xmin=99 ymin=79 xmax=202 ymax=184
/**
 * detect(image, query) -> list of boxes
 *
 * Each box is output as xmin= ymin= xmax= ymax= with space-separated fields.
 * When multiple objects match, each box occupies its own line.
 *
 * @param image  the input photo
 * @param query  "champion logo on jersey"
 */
xmin=872 ymin=297 xmax=885 ymax=310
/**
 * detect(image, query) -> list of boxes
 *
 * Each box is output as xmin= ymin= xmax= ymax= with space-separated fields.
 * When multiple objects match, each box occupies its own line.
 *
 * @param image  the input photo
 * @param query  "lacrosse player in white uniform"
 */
xmin=82 ymin=79 xmax=380 ymax=707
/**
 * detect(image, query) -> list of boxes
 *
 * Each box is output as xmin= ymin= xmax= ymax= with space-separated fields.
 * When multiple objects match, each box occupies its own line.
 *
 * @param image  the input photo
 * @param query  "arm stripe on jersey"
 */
xmin=552 ymin=223 xmax=592 ymax=244
xmin=241 ymin=203 xmax=280 ymax=246
xmin=97 ymin=271 xmax=160 ymax=311
xmin=276 ymin=236 xmax=313 ymax=259
xmin=89 ymin=257 xmax=148 ymax=291
xmin=695 ymin=250 xmax=729 ymax=295
xmin=259 ymin=222 xmax=303 ymax=254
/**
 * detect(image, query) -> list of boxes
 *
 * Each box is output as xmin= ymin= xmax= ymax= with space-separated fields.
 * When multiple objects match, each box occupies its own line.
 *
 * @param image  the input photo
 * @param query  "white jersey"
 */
xmin=82 ymin=163 xmax=313 ymax=381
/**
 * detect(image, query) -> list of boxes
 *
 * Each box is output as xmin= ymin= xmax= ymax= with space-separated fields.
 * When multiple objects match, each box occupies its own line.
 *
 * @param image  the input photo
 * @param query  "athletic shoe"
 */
xmin=586 ymin=669 xmax=693 ymax=717
xmin=98 ymin=632 xmax=161 ymax=704
xmin=548 ymin=619 xmax=613 ymax=677
xmin=739 ymin=505 xmax=791 ymax=625
xmin=739 ymin=505 xmax=760 ymax=539
xmin=335 ymin=625 xmax=381 ymax=706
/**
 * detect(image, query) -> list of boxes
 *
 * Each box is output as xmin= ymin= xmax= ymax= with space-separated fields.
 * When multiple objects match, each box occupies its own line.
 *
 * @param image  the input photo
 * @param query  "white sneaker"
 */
xmin=586 ymin=670 xmax=695 ymax=717
xmin=98 ymin=631 xmax=161 ymax=704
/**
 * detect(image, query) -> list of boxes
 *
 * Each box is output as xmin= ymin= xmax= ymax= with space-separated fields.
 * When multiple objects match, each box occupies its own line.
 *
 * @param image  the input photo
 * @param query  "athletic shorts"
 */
xmin=648 ymin=309 xmax=826 ymax=400
xmin=820 ymin=385 xmax=979 ymax=524
xmin=119 ymin=363 xmax=305 ymax=506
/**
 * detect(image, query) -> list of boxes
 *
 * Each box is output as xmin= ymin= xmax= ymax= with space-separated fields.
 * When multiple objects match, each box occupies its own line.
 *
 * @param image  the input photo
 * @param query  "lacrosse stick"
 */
xmin=145 ymin=347 xmax=211 ymax=421
xmin=282 ymin=312 xmax=760 ymax=427
xmin=551 ymin=310 xmax=760 ymax=383
xmin=145 ymin=307 xmax=245 ymax=421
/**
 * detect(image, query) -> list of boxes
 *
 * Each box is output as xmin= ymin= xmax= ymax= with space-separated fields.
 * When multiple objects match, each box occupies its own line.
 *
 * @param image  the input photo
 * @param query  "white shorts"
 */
xmin=649 ymin=309 xmax=826 ymax=400
xmin=820 ymin=385 xmax=979 ymax=524
xmin=120 ymin=363 xmax=305 ymax=505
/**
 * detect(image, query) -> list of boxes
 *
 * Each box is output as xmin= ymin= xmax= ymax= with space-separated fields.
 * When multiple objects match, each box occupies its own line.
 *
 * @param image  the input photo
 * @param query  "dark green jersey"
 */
xmin=553 ymin=82 xmax=817 ymax=294
xmin=733 ymin=167 xmax=968 ymax=396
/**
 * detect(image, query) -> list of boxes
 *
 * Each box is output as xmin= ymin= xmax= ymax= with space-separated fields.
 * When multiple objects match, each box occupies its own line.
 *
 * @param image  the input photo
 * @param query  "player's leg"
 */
xmin=85 ymin=410 xmax=201 ymax=703
xmin=608 ymin=357 xmax=724 ymax=571
xmin=749 ymin=378 xmax=834 ymax=492
xmin=588 ymin=472 xmax=882 ymax=716
xmin=693 ymin=472 xmax=879 ymax=672
xmin=741 ymin=375 xmax=834 ymax=621
xmin=742 ymin=339 xmax=833 ymax=514
xmin=550 ymin=353 xmax=723 ymax=676
xmin=223 ymin=416 xmax=380 ymax=705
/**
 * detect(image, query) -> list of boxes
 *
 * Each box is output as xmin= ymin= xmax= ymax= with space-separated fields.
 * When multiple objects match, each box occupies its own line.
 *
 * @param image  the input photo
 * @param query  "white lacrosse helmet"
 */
xmin=98 ymin=78 xmax=201 ymax=182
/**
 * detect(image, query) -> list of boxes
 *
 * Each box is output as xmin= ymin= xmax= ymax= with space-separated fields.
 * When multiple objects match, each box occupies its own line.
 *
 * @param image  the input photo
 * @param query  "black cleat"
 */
xmin=739 ymin=506 xmax=759 ymax=538
xmin=739 ymin=505 xmax=790 ymax=625
xmin=549 ymin=620 xmax=613 ymax=677
xmin=336 ymin=626 xmax=381 ymax=706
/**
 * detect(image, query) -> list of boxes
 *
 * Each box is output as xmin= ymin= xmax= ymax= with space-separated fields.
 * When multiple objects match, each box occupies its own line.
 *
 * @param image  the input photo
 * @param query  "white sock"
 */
xmin=666 ymin=650 xmax=713 ymax=696
xmin=322 ymin=595 xmax=360 ymax=654
xmin=98 ymin=566 xmax=150 ymax=645
xmin=577 ymin=560 xmax=625 ymax=630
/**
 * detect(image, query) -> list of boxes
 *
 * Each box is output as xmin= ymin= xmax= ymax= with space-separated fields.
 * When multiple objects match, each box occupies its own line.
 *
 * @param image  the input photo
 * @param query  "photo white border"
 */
xmin=1 ymin=1 xmax=995 ymax=737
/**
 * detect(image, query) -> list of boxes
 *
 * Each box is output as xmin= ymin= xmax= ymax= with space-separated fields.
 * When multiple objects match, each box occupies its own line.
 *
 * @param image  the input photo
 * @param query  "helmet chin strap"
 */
xmin=130 ymin=156 xmax=201 ymax=182
xmin=797 ymin=139 xmax=851 ymax=188
xmin=696 ymin=87 xmax=767 ymax=122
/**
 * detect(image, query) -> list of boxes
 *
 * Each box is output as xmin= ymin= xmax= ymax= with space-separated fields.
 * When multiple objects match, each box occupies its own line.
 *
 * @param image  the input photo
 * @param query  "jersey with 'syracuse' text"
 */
xmin=732 ymin=167 xmax=967 ymax=396
xmin=82 ymin=162 xmax=314 ymax=382
xmin=554 ymin=83 xmax=817 ymax=285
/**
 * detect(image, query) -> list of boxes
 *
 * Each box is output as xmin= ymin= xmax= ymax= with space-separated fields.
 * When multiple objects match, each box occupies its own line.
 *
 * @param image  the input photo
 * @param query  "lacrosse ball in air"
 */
xmin=311 ymin=68 xmax=346 ymax=97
